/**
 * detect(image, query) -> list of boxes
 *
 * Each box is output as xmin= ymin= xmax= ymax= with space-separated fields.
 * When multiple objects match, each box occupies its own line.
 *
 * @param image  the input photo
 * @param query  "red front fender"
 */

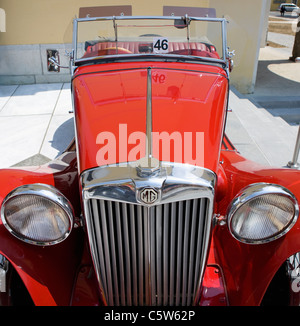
xmin=213 ymin=148 xmax=300 ymax=305
xmin=0 ymin=152 xmax=84 ymax=306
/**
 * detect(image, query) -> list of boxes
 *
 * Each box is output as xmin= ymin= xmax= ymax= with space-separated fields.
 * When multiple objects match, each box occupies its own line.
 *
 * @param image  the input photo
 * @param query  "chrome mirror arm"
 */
xmin=48 ymin=56 xmax=69 ymax=69
xmin=226 ymin=47 xmax=235 ymax=72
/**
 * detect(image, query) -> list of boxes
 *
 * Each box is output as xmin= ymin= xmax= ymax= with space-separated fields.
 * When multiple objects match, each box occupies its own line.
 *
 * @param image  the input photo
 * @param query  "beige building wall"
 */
xmin=211 ymin=0 xmax=271 ymax=93
xmin=0 ymin=0 xmax=270 ymax=93
xmin=0 ymin=0 xmax=211 ymax=45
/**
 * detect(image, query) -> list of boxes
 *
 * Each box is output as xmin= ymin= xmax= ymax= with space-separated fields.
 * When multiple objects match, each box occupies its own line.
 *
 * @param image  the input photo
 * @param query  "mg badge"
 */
xmin=139 ymin=187 xmax=158 ymax=204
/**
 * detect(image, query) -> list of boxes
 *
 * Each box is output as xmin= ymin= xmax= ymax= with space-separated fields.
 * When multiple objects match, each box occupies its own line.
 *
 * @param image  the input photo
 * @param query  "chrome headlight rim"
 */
xmin=227 ymin=183 xmax=299 ymax=244
xmin=0 ymin=183 xmax=74 ymax=246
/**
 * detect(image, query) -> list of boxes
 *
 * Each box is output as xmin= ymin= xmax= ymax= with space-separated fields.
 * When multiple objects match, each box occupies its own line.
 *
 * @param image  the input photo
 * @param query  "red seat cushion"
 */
xmin=82 ymin=41 xmax=219 ymax=59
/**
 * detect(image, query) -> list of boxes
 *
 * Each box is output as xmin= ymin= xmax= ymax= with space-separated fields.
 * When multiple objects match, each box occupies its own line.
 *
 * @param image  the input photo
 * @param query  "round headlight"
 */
xmin=1 ymin=184 xmax=74 ymax=246
xmin=227 ymin=183 xmax=299 ymax=244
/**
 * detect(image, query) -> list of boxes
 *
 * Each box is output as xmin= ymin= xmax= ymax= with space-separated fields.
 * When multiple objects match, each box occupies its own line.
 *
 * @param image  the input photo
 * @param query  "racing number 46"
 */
xmin=153 ymin=38 xmax=169 ymax=53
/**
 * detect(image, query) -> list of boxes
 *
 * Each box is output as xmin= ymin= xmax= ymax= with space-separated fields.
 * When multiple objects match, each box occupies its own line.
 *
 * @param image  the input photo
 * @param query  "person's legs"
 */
xmin=290 ymin=23 xmax=300 ymax=62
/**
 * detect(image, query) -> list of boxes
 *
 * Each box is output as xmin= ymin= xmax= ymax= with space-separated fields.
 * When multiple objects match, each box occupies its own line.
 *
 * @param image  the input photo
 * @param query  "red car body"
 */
xmin=0 ymin=15 xmax=300 ymax=307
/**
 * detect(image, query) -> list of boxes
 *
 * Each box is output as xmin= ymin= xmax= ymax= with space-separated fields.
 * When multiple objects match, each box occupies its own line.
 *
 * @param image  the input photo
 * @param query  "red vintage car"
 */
xmin=1 ymin=14 xmax=300 ymax=308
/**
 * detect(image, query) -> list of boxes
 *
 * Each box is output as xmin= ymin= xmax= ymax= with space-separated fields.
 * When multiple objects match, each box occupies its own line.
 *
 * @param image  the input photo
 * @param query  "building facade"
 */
xmin=0 ymin=0 xmax=271 ymax=94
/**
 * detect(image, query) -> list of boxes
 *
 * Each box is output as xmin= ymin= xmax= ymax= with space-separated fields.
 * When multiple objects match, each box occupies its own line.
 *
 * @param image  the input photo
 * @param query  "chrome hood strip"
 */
xmin=146 ymin=67 xmax=153 ymax=162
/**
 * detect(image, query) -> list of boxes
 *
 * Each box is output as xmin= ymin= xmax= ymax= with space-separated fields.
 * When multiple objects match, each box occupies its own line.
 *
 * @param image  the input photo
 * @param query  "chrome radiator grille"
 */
xmin=87 ymin=197 xmax=209 ymax=306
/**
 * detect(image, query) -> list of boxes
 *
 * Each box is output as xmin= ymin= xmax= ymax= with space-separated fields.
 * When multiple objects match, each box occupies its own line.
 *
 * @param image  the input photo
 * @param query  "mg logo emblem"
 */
xmin=139 ymin=187 xmax=158 ymax=204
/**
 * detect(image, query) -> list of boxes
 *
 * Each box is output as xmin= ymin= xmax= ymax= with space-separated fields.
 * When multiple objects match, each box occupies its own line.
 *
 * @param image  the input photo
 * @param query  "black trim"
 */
xmin=72 ymin=61 xmax=228 ymax=82
xmin=73 ymin=53 xmax=226 ymax=69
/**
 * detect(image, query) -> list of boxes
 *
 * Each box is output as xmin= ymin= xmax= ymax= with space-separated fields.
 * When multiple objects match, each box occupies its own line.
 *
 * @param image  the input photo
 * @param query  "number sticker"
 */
xmin=153 ymin=37 xmax=169 ymax=53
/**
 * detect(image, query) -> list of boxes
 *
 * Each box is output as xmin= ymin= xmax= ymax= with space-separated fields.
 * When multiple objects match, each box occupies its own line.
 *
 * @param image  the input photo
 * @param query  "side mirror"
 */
xmin=47 ymin=49 xmax=69 ymax=72
xmin=227 ymin=48 xmax=235 ymax=72
xmin=47 ymin=49 xmax=60 ymax=72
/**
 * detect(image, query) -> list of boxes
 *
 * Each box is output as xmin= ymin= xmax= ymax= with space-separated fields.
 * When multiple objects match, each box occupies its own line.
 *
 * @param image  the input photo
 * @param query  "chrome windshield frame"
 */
xmin=71 ymin=15 xmax=229 ymax=72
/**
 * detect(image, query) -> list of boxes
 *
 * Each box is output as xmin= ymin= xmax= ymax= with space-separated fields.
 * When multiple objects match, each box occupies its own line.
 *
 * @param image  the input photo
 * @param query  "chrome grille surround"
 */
xmin=81 ymin=161 xmax=216 ymax=306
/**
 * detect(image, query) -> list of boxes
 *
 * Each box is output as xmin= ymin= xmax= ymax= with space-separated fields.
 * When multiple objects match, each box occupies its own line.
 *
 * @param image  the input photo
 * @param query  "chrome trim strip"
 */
xmin=81 ymin=162 xmax=216 ymax=305
xmin=146 ymin=67 xmax=153 ymax=162
xmin=227 ymin=183 xmax=299 ymax=244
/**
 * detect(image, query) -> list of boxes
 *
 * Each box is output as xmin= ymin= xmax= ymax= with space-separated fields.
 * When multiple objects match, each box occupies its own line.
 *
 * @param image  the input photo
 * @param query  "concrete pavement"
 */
xmin=0 ymin=25 xmax=299 ymax=169
xmin=225 ymin=24 xmax=300 ymax=168
xmin=0 ymin=83 xmax=74 ymax=168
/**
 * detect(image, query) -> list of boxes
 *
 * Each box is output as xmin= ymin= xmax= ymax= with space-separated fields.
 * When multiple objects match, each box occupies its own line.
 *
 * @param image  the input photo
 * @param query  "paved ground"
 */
xmin=0 ymin=83 xmax=74 ymax=167
xmin=225 ymin=13 xmax=300 ymax=168
xmin=0 ymin=15 xmax=299 ymax=169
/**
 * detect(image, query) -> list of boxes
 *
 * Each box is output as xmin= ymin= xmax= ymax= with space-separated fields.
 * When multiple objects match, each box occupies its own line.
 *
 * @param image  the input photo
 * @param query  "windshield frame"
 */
xmin=71 ymin=15 xmax=229 ymax=71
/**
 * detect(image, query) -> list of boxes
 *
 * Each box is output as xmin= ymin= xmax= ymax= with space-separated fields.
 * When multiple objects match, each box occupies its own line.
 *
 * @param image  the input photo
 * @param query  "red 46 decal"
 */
xmin=153 ymin=37 xmax=169 ymax=53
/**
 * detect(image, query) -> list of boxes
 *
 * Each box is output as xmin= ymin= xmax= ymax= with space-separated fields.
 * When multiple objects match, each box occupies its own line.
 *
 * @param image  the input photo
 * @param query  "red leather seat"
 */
xmin=83 ymin=41 xmax=219 ymax=59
